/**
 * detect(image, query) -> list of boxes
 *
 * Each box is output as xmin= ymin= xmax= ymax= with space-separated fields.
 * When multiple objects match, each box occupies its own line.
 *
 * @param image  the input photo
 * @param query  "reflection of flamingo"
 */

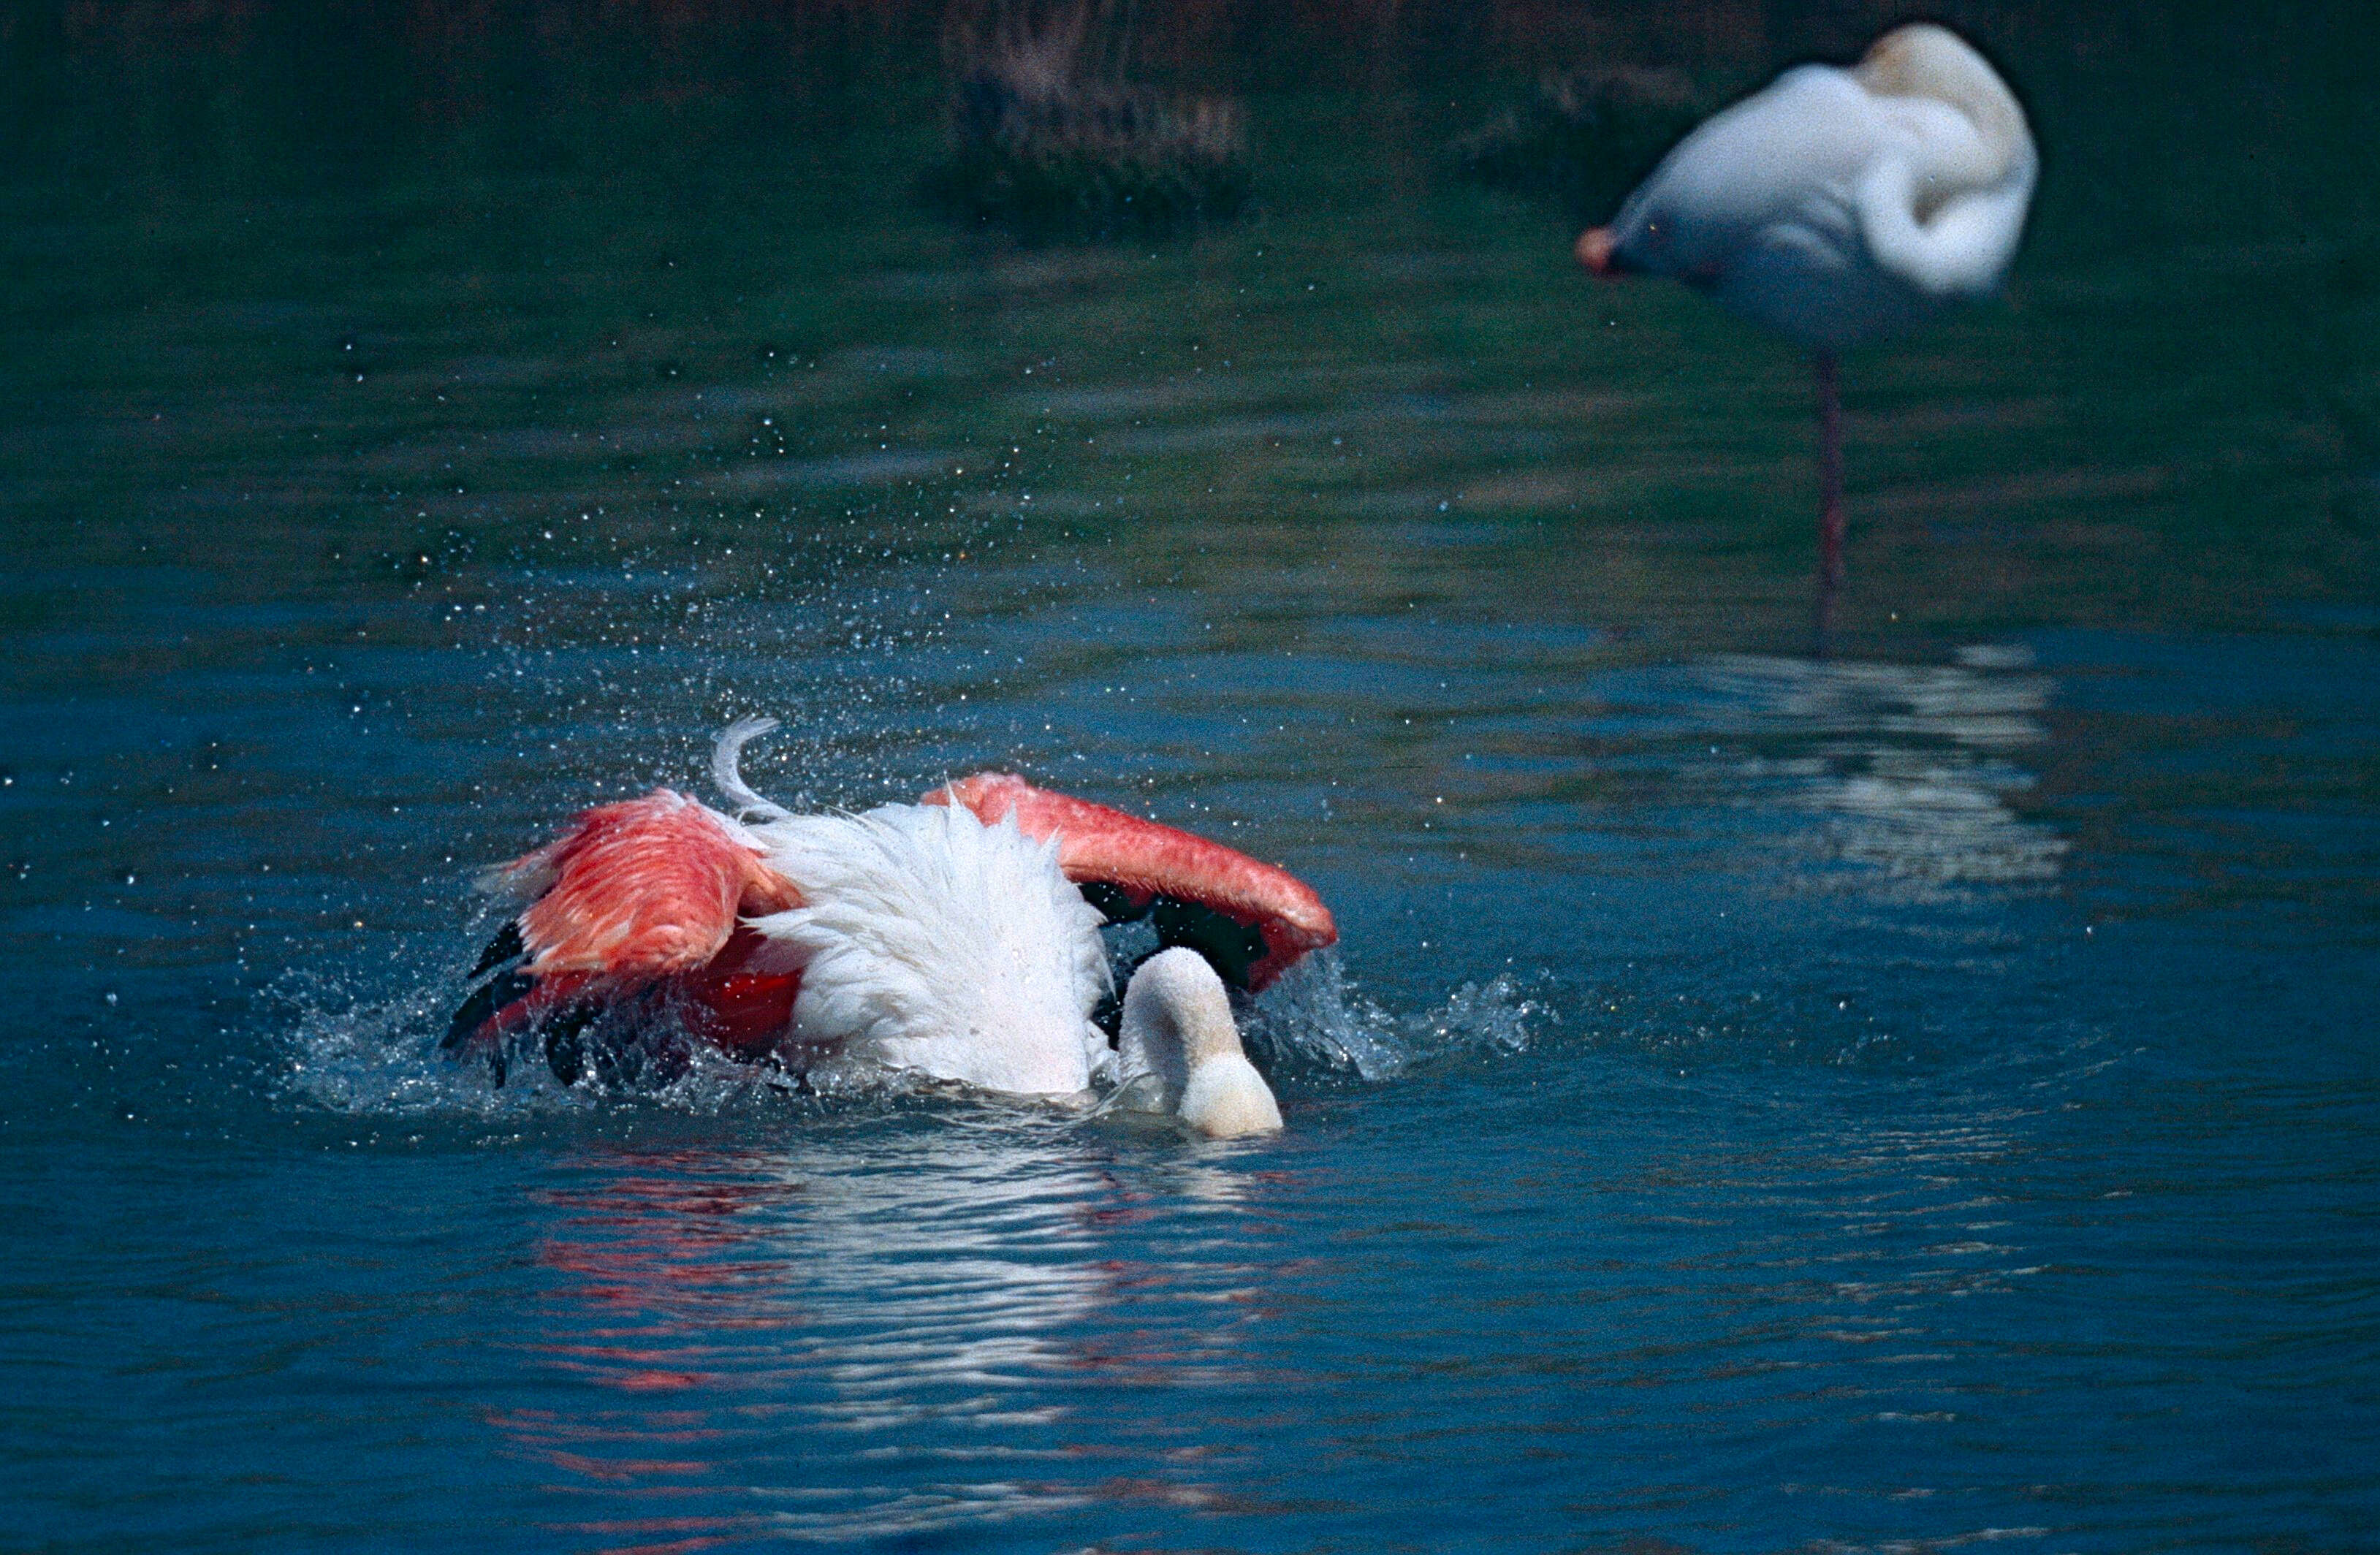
xmin=1575 ymin=24 xmax=2036 ymax=628
xmin=1695 ymin=652 xmax=2066 ymax=892
xmin=444 ymin=719 xmax=1333 ymax=1136
xmin=506 ymin=1133 xmax=1285 ymax=1542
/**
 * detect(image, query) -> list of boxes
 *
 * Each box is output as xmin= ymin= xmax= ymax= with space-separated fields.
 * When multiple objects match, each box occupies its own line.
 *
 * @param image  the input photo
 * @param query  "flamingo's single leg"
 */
xmin=1813 ymin=349 xmax=1845 ymax=654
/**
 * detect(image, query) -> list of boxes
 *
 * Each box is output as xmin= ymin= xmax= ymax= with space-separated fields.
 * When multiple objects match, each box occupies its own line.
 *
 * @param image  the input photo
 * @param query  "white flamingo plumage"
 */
xmin=446 ymin=719 xmax=1335 ymax=1137
xmin=1575 ymin=23 xmax=2037 ymax=624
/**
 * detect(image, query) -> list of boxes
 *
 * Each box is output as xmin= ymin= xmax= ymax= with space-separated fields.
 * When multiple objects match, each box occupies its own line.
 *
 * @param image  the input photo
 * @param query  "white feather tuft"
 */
xmin=712 ymin=715 xmax=794 ymax=823
xmin=745 ymin=800 xmax=1110 ymax=1095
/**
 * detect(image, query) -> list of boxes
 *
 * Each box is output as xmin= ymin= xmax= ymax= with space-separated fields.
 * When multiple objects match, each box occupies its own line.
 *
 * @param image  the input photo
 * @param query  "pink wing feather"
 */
xmin=451 ymin=770 xmax=1340 ymax=1080
xmin=452 ymin=791 xmax=802 ymax=1060
xmin=924 ymin=772 xmax=1337 ymax=990
xmin=501 ymin=790 xmax=796 ymax=979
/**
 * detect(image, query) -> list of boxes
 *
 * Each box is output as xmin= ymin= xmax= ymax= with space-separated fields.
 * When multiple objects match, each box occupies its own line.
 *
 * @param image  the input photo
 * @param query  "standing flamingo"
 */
xmin=1574 ymin=23 xmax=2037 ymax=639
xmin=444 ymin=718 xmax=1334 ymax=1137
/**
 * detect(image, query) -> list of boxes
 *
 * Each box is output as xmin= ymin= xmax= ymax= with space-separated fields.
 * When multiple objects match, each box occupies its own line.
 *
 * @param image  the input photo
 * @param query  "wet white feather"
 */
xmin=712 ymin=714 xmax=795 ymax=822
xmin=743 ymin=800 xmax=1111 ymax=1095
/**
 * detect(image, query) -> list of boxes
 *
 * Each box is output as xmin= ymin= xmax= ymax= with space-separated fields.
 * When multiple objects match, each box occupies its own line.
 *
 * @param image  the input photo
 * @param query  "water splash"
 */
xmin=1242 ymin=951 xmax=1548 ymax=1083
xmin=275 ymin=961 xmax=557 ymax=1119
xmin=278 ymin=928 xmax=1549 ymax=1122
xmin=273 ymin=932 xmax=821 ymax=1120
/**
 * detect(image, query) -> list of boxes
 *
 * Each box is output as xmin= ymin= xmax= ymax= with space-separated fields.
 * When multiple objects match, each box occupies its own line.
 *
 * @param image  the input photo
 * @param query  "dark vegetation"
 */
xmin=1449 ymin=65 xmax=1724 ymax=224
xmin=924 ymin=0 xmax=1250 ymax=238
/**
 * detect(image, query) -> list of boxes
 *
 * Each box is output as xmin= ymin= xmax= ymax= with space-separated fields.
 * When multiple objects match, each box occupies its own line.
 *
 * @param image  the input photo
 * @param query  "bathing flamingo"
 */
xmin=1575 ymin=23 xmax=2036 ymax=635
xmin=444 ymin=718 xmax=1334 ymax=1136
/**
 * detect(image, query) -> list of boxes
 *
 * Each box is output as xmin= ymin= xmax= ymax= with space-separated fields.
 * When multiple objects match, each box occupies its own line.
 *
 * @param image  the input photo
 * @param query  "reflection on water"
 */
xmin=1697 ymin=650 xmax=2067 ymax=894
xmin=510 ymin=1130 xmax=1284 ymax=1548
xmin=468 ymin=1094 xmax=2103 ymax=1553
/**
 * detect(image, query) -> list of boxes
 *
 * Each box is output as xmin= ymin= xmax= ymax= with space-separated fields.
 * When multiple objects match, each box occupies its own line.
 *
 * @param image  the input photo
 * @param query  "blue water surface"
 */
xmin=4 ymin=5 xmax=2379 ymax=1551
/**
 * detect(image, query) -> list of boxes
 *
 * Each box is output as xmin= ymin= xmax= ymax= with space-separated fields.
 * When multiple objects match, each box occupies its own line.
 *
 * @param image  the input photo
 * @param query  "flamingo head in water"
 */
xmin=1113 ymin=946 xmax=1282 ymax=1138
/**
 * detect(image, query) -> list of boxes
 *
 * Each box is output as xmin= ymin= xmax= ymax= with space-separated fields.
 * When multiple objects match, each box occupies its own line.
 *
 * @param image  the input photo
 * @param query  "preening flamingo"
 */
xmin=1575 ymin=23 xmax=2037 ymax=633
xmin=444 ymin=718 xmax=1336 ymax=1137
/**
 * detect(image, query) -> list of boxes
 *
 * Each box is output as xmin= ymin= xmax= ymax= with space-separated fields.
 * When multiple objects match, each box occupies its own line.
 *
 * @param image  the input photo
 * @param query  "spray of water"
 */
xmin=1242 ymin=951 xmax=1548 ymax=1083
xmin=278 ymin=927 xmax=1551 ymax=1122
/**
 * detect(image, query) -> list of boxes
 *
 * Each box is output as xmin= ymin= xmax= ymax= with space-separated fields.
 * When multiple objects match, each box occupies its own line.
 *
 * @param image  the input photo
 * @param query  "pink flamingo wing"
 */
xmin=504 ymin=790 xmax=799 ymax=981
xmin=922 ymin=772 xmax=1337 ymax=990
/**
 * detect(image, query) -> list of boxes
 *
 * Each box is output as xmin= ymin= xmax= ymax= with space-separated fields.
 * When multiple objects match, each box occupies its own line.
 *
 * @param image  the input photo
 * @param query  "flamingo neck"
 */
xmin=1855 ymin=23 xmax=2031 ymax=186
xmin=1120 ymin=948 xmax=1242 ymax=1073
xmin=1117 ymin=948 xmax=1282 ymax=1137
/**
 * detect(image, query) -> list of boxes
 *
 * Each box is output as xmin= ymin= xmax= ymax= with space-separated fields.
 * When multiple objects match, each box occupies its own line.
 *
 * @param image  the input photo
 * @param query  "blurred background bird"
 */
xmin=1575 ymin=23 xmax=2037 ymax=646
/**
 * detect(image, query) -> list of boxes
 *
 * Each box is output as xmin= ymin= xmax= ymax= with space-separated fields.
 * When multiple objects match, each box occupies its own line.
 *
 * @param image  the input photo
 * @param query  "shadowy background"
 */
xmin=3 ymin=0 xmax=2375 ymax=641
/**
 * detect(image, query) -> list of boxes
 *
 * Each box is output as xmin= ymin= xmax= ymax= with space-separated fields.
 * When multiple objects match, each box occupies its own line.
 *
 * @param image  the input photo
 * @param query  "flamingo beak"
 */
xmin=1575 ymin=226 xmax=1633 ymax=277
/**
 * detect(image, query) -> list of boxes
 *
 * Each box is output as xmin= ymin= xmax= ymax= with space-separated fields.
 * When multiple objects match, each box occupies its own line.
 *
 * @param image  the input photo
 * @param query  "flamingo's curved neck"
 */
xmin=1116 ymin=947 xmax=1277 ymax=1137
xmin=1855 ymin=23 xmax=2031 ymax=184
